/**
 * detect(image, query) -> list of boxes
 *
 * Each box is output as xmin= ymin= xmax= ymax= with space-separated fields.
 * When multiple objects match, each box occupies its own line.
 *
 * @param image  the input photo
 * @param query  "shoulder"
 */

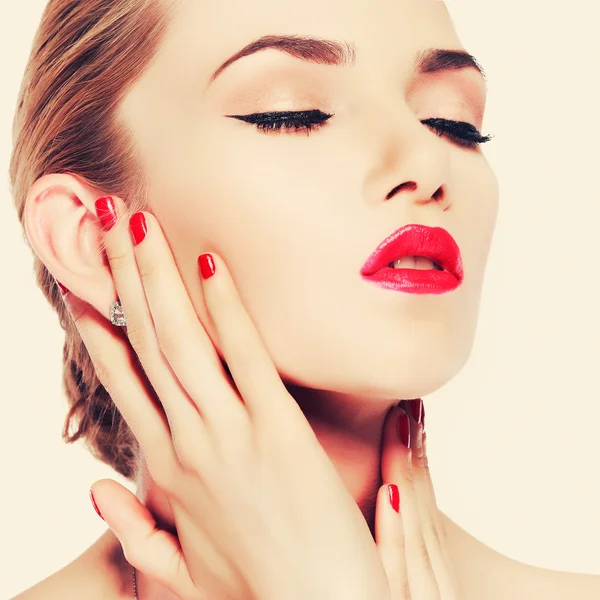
xmin=12 ymin=569 xmax=86 ymax=600
xmin=439 ymin=510 xmax=600 ymax=600
xmin=509 ymin=563 xmax=600 ymax=600
xmin=10 ymin=531 xmax=129 ymax=600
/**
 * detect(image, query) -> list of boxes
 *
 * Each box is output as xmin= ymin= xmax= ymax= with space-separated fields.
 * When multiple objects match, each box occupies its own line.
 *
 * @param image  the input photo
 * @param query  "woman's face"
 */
xmin=119 ymin=0 xmax=498 ymax=401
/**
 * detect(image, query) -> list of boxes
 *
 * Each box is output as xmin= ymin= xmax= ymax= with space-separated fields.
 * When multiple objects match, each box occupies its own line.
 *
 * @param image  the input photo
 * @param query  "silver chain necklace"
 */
xmin=132 ymin=566 xmax=138 ymax=600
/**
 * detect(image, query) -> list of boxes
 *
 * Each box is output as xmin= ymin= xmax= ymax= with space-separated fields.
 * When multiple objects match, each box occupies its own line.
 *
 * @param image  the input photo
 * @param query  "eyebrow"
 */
xmin=209 ymin=35 xmax=486 ymax=84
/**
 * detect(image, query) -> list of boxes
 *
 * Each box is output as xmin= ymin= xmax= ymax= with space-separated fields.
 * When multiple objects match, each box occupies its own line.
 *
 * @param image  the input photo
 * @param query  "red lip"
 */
xmin=360 ymin=224 xmax=464 ymax=294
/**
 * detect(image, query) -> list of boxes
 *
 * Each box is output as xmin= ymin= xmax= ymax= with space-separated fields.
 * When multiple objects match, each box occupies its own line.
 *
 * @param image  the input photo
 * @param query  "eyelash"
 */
xmin=227 ymin=110 xmax=493 ymax=149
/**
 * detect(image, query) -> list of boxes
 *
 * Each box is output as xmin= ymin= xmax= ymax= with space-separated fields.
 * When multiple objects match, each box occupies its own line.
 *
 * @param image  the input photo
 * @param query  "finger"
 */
xmin=64 ymin=291 xmax=176 ymax=478
xmin=90 ymin=479 xmax=204 ymax=600
xmin=128 ymin=210 xmax=248 ymax=434
xmin=403 ymin=400 xmax=442 ymax=534
xmin=381 ymin=406 xmax=439 ymax=600
xmin=198 ymin=253 xmax=304 ymax=426
xmin=174 ymin=504 xmax=253 ymax=600
xmin=95 ymin=197 xmax=210 ymax=460
xmin=408 ymin=411 xmax=462 ymax=598
xmin=375 ymin=412 xmax=410 ymax=600
xmin=408 ymin=402 xmax=440 ymax=530
xmin=375 ymin=483 xmax=409 ymax=600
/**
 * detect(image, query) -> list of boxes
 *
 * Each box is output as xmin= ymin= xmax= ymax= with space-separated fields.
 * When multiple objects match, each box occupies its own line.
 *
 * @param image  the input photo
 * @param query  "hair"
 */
xmin=9 ymin=0 xmax=176 ymax=481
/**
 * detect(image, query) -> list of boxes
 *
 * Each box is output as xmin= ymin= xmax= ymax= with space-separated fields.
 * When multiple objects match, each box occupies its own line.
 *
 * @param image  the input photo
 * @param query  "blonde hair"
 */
xmin=9 ymin=0 xmax=175 ymax=480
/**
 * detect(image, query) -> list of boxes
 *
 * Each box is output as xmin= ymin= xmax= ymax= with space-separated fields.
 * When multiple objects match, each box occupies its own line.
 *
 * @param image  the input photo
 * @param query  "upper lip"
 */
xmin=360 ymin=224 xmax=464 ymax=280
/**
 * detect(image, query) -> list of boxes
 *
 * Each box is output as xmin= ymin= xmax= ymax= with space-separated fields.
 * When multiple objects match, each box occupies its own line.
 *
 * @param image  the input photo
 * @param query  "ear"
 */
xmin=23 ymin=172 xmax=123 ymax=320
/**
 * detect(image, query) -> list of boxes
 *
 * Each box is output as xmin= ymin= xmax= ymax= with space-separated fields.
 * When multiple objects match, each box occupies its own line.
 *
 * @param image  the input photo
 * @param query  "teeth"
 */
xmin=389 ymin=256 xmax=444 ymax=271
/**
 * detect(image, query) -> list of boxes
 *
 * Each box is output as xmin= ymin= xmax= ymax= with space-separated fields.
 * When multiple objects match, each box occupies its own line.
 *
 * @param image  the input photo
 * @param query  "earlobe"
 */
xmin=23 ymin=172 xmax=114 ymax=303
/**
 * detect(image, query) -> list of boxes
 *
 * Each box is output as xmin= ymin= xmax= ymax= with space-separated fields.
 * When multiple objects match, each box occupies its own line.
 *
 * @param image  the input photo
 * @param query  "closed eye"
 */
xmin=225 ymin=110 xmax=493 ymax=149
xmin=225 ymin=110 xmax=333 ymax=135
xmin=421 ymin=117 xmax=493 ymax=149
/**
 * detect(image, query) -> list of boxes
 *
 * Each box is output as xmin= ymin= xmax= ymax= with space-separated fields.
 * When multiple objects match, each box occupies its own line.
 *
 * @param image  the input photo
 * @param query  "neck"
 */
xmin=130 ymin=385 xmax=403 ymax=599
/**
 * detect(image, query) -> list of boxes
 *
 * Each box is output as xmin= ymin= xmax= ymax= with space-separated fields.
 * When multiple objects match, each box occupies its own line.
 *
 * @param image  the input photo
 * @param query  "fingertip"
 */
xmin=388 ymin=483 xmax=400 ymax=513
xmin=89 ymin=488 xmax=104 ymax=521
xmin=198 ymin=252 xmax=217 ymax=280
xmin=381 ymin=405 xmax=410 ymax=456
xmin=408 ymin=398 xmax=424 ymax=425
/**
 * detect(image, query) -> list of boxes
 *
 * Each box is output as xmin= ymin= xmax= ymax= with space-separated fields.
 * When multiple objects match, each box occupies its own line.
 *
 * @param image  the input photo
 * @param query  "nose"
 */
xmin=362 ymin=105 xmax=452 ymax=211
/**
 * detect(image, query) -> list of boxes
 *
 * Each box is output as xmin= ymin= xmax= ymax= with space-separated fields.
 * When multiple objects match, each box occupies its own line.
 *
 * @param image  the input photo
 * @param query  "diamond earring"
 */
xmin=109 ymin=301 xmax=127 ymax=327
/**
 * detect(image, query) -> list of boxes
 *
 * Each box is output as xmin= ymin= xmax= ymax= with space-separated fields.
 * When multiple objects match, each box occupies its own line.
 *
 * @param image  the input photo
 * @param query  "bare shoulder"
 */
xmin=11 ymin=565 xmax=94 ymax=600
xmin=515 ymin=564 xmax=600 ymax=600
xmin=11 ymin=531 xmax=130 ymax=600
xmin=439 ymin=510 xmax=600 ymax=600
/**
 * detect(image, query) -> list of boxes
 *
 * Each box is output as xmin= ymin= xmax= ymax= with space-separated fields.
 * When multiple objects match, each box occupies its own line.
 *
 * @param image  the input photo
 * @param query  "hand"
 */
xmin=64 ymin=196 xmax=403 ymax=600
xmin=377 ymin=399 xmax=465 ymax=600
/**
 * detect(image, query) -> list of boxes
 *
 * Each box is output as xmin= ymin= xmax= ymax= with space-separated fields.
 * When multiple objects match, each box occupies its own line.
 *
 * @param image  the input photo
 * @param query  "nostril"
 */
xmin=386 ymin=180 xmax=417 ymax=200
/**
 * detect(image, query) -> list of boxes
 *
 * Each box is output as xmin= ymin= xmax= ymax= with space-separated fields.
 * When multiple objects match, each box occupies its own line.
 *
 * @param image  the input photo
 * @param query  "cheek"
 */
xmin=466 ymin=162 xmax=499 ymax=278
xmin=450 ymin=154 xmax=499 ymax=281
xmin=158 ymin=144 xmax=499 ymax=400
xmin=161 ymin=143 xmax=347 ymax=359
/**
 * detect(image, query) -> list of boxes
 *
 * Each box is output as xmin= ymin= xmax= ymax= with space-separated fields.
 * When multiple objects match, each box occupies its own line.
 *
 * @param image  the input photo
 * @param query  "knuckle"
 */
xmin=418 ymin=537 xmax=430 ymax=561
xmin=124 ymin=322 xmax=155 ymax=364
xmin=70 ymin=307 xmax=88 ymax=328
xmin=402 ymin=460 xmax=416 ymax=486
xmin=421 ymin=456 xmax=431 ymax=473
xmin=173 ymin=433 xmax=206 ymax=474
xmin=414 ymin=444 xmax=427 ymax=468
xmin=154 ymin=325 xmax=185 ymax=360
xmin=436 ymin=517 xmax=449 ymax=544
xmin=146 ymin=458 xmax=178 ymax=494
xmin=121 ymin=542 xmax=144 ymax=569
xmin=88 ymin=354 xmax=114 ymax=391
xmin=418 ymin=539 xmax=434 ymax=573
xmin=106 ymin=248 xmax=131 ymax=273
xmin=217 ymin=429 xmax=254 ymax=470
xmin=218 ymin=319 xmax=251 ymax=360
xmin=154 ymin=469 xmax=177 ymax=495
xmin=422 ymin=519 xmax=441 ymax=549
xmin=136 ymin=256 xmax=157 ymax=284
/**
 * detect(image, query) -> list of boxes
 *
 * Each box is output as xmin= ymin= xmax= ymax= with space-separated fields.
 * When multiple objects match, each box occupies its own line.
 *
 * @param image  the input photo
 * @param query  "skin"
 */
xmin=14 ymin=0 xmax=600 ymax=598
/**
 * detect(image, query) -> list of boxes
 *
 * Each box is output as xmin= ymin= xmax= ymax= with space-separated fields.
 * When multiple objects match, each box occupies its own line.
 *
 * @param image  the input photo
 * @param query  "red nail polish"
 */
xmin=397 ymin=411 xmax=411 ymax=447
xmin=129 ymin=212 xmax=147 ymax=246
xmin=89 ymin=489 xmax=104 ymax=521
xmin=198 ymin=253 xmax=216 ymax=279
xmin=410 ymin=398 xmax=423 ymax=425
xmin=388 ymin=484 xmax=400 ymax=513
xmin=95 ymin=196 xmax=117 ymax=231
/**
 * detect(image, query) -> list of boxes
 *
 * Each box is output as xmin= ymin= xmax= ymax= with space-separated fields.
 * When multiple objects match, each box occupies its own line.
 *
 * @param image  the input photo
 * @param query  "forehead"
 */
xmin=119 ymin=0 xmax=463 ymax=188
xmin=155 ymin=0 xmax=460 ymax=83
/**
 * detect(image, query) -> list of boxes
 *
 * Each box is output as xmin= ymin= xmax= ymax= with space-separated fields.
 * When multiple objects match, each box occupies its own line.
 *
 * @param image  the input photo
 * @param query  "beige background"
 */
xmin=2 ymin=1 xmax=599 ymax=597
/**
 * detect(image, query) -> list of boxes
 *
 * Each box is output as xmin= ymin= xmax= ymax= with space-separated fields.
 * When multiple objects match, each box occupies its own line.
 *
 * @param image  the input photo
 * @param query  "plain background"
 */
xmin=1 ymin=1 xmax=599 ymax=597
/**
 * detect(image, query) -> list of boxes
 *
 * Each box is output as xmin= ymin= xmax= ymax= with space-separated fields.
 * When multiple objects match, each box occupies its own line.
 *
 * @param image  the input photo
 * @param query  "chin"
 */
xmin=349 ymin=351 xmax=470 ymax=401
xmin=279 ymin=337 xmax=473 ymax=405
xmin=267 ymin=306 xmax=479 ymax=405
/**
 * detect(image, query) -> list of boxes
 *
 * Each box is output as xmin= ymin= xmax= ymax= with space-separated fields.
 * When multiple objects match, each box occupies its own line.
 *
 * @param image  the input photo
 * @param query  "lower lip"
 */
xmin=361 ymin=267 xmax=461 ymax=294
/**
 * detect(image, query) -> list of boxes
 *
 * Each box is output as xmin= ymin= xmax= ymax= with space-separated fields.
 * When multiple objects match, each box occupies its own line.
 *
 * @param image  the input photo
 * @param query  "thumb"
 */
xmin=89 ymin=479 xmax=200 ymax=600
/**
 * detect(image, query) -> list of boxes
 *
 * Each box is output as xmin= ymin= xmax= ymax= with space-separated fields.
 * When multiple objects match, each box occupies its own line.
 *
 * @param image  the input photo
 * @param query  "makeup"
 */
xmin=360 ymin=224 xmax=463 ymax=294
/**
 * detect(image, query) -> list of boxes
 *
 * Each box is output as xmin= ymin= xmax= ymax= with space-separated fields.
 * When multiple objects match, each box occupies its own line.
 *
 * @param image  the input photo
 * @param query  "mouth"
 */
xmin=387 ymin=256 xmax=445 ymax=271
xmin=360 ymin=224 xmax=464 ymax=293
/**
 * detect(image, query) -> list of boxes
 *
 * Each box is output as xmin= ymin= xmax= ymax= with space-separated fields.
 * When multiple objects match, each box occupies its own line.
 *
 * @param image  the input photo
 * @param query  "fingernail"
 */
xmin=198 ymin=253 xmax=216 ymax=279
xmin=95 ymin=196 xmax=117 ymax=231
xmin=55 ymin=280 xmax=69 ymax=296
xmin=388 ymin=484 xmax=400 ymax=513
xmin=89 ymin=489 xmax=104 ymax=521
xmin=129 ymin=212 xmax=147 ymax=246
xmin=410 ymin=398 xmax=424 ymax=425
xmin=397 ymin=410 xmax=411 ymax=447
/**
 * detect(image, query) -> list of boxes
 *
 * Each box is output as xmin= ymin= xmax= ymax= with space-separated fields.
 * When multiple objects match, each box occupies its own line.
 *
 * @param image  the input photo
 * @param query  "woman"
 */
xmin=8 ymin=0 xmax=600 ymax=598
